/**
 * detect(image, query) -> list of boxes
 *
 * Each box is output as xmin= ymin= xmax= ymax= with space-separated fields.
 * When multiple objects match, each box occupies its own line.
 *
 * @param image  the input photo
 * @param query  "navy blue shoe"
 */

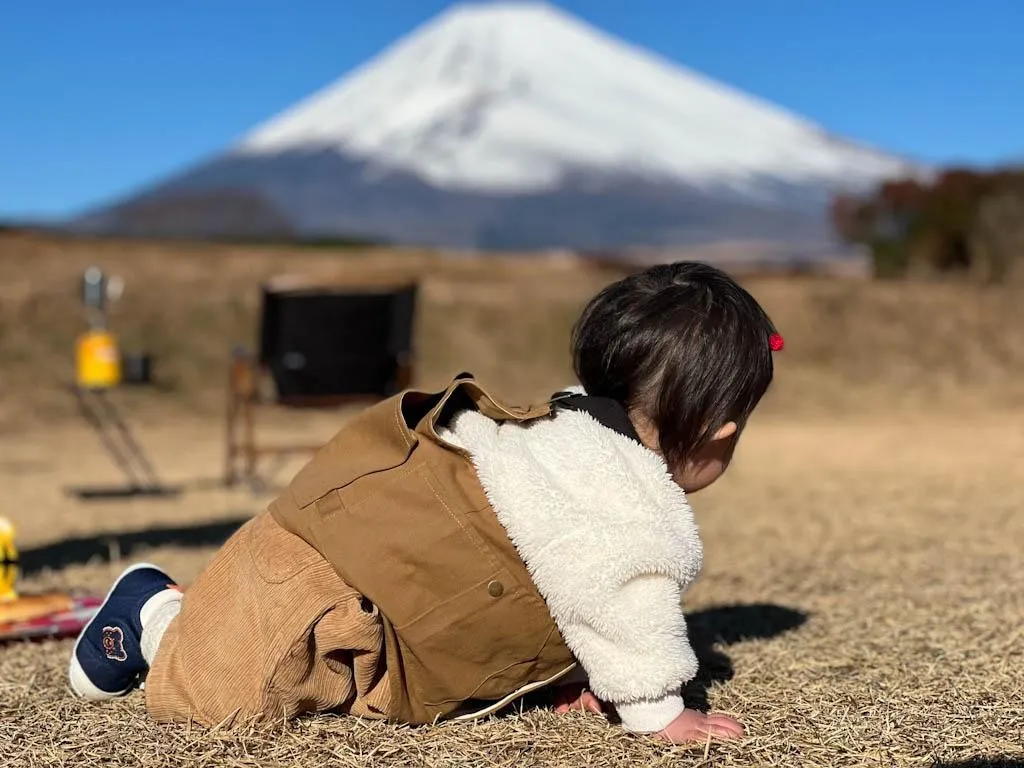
xmin=68 ymin=563 xmax=180 ymax=700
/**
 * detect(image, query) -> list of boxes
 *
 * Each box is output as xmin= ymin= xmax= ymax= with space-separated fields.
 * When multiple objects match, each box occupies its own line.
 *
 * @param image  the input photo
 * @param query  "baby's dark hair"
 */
xmin=571 ymin=261 xmax=777 ymax=467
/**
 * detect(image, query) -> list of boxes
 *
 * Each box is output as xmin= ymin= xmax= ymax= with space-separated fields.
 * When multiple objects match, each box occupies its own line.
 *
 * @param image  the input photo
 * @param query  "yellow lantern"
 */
xmin=75 ymin=329 xmax=122 ymax=390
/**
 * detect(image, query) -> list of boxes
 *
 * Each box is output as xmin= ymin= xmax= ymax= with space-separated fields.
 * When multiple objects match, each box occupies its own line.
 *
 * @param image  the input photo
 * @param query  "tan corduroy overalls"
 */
xmin=146 ymin=375 xmax=578 ymax=727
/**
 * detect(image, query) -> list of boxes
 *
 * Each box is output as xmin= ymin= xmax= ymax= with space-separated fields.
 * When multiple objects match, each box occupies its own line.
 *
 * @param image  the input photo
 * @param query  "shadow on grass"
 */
xmin=683 ymin=603 xmax=809 ymax=712
xmin=18 ymin=515 xmax=252 ymax=576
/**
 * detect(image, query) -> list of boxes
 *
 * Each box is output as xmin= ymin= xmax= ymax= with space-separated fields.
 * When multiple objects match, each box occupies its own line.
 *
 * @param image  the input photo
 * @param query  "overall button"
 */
xmin=487 ymin=580 xmax=505 ymax=598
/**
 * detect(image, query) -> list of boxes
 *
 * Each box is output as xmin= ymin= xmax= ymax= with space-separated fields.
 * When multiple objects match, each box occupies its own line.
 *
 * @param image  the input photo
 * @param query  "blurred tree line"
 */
xmin=831 ymin=167 xmax=1024 ymax=283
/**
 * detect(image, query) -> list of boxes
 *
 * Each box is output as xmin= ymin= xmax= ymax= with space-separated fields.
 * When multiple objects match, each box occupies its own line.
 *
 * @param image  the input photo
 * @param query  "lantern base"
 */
xmin=64 ymin=385 xmax=181 ymax=502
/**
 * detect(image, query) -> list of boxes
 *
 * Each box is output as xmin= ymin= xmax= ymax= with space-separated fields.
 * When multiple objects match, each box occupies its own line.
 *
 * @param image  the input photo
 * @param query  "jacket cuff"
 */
xmin=615 ymin=692 xmax=686 ymax=733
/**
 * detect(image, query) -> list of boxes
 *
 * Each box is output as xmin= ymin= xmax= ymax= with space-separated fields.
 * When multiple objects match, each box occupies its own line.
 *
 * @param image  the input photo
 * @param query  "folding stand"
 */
xmin=223 ymin=347 xmax=331 ymax=493
xmin=64 ymin=385 xmax=182 ymax=500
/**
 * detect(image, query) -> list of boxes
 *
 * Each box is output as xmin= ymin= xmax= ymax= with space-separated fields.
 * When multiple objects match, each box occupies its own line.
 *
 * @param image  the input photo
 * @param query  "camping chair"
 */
xmin=224 ymin=278 xmax=418 ymax=490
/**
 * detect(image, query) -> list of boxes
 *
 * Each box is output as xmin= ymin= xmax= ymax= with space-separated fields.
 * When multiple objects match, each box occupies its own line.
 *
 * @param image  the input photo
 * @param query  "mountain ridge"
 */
xmin=73 ymin=1 xmax=919 ymax=250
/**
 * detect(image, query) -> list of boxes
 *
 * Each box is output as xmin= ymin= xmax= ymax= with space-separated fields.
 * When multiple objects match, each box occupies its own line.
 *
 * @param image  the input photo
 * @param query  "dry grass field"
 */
xmin=1 ymin=231 xmax=1023 ymax=767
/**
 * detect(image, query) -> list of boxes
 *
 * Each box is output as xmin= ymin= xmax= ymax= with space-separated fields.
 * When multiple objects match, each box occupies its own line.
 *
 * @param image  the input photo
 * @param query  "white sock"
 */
xmin=139 ymin=589 xmax=183 ymax=667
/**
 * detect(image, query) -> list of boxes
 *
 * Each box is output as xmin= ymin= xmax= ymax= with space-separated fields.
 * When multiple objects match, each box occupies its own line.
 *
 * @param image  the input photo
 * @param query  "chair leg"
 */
xmin=224 ymin=370 xmax=238 ymax=487
xmin=224 ymin=349 xmax=255 ymax=488
xmin=243 ymin=391 xmax=257 ymax=485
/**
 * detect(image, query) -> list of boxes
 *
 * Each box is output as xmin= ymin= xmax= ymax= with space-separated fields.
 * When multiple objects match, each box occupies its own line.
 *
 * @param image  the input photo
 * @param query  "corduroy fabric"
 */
xmin=146 ymin=512 xmax=393 ymax=725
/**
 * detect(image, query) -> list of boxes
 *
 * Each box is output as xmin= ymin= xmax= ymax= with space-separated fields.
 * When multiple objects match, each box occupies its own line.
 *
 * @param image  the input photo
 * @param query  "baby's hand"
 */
xmin=551 ymin=682 xmax=605 ymax=715
xmin=656 ymin=709 xmax=745 ymax=744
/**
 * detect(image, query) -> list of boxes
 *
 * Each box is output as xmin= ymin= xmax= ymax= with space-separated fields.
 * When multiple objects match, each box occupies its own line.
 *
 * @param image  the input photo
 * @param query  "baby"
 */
xmin=69 ymin=261 xmax=778 ymax=745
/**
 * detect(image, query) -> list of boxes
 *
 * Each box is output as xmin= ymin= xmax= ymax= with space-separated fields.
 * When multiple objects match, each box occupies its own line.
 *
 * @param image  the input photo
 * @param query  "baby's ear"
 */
xmin=712 ymin=421 xmax=738 ymax=441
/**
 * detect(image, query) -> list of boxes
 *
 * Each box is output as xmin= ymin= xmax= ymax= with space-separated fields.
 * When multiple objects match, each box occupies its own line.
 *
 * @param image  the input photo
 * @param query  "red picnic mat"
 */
xmin=0 ymin=595 xmax=102 ymax=643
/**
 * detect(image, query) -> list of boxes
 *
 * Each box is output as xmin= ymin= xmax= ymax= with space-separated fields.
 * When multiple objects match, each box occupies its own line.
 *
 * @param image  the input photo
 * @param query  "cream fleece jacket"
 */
xmin=438 ymin=396 xmax=703 ymax=733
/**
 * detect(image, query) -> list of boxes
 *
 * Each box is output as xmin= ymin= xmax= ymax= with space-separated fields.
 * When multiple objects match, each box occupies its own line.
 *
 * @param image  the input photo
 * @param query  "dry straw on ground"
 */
xmin=1 ymin=233 xmax=1023 ymax=767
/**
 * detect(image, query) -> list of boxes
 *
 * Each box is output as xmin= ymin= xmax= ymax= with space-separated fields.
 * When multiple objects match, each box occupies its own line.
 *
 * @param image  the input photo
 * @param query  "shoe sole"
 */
xmin=68 ymin=562 xmax=164 ymax=701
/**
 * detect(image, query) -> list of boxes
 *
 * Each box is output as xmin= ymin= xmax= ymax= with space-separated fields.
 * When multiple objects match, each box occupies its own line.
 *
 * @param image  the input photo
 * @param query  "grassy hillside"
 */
xmin=1 ymin=231 xmax=1021 ymax=429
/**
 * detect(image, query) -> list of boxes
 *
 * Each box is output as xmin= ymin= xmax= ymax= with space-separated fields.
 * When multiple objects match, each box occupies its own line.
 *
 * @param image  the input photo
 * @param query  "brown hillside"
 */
xmin=1 ymin=231 xmax=1021 ymax=430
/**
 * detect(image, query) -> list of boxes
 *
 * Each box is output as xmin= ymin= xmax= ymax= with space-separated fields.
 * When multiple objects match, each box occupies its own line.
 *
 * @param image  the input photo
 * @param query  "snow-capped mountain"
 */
xmin=74 ymin=1 xmax=918 ymax=249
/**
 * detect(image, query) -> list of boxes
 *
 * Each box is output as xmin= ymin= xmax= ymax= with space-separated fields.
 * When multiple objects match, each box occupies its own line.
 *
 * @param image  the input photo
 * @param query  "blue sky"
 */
xmin=1 ymin=0 xmax=1021 ymax=220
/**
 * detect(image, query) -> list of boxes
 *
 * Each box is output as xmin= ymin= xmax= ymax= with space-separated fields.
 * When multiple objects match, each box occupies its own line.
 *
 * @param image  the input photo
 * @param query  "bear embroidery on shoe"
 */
xmin=102 ymin=626 xmax=128 ymax=662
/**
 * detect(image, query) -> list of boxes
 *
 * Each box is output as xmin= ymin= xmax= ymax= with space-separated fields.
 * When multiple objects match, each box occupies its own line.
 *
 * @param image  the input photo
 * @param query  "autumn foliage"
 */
xmin=832 ymin=167 xmax=1024 ymax=282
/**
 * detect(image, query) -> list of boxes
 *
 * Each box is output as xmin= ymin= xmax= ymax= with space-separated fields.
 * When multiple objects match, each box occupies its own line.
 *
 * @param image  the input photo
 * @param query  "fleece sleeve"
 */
xmin=550 ymin=526 xmax=699 ymax=733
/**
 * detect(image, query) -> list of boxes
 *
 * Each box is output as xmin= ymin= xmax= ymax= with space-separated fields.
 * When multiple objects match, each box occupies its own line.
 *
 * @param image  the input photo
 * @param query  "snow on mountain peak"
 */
xmin=237 ymin=1 xmax=912 ymax=194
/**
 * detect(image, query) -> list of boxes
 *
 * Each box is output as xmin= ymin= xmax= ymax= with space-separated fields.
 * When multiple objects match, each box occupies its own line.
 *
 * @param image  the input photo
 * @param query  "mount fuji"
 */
xmin=73 ymin=2 xmax=917 ymax=250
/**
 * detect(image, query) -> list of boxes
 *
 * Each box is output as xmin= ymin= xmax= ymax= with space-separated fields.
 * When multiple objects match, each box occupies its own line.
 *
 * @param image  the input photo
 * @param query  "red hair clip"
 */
xmin=769 ymin=333 xmax=785 ymax=352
